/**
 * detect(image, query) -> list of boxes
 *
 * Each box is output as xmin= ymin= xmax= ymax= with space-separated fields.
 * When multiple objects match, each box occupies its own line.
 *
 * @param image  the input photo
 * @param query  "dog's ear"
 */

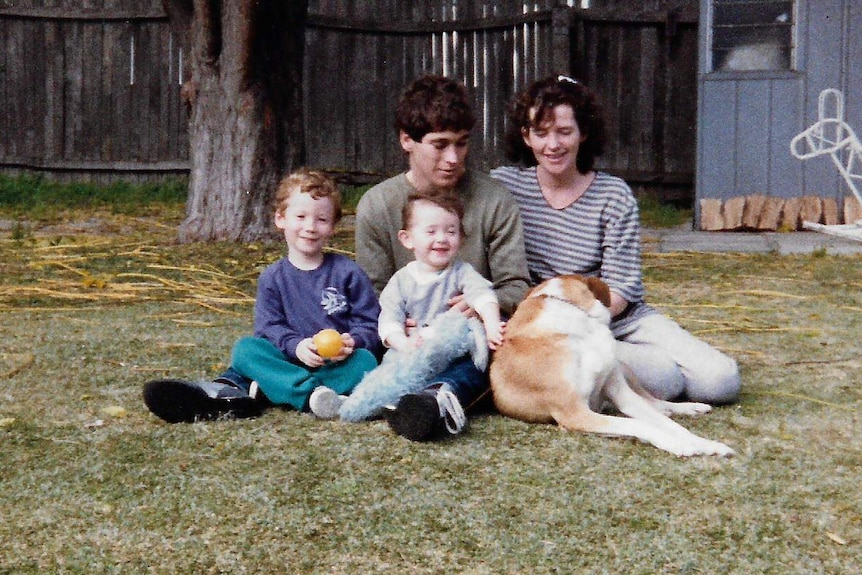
xmin=583 ymin=277 xmax=612 ymax=308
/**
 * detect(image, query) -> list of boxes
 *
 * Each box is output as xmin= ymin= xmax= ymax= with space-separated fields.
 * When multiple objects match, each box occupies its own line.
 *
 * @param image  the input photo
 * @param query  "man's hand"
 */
xmin=447 ymin=294 xmax=478 ymax=318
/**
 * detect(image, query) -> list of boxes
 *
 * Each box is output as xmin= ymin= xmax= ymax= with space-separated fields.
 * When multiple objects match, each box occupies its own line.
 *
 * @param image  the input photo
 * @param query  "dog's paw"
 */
xmin=673 ymin=437 xmax=734 ymax=458
xmin=699 ymin=438 xmax=735 ymax=457
xmin=665 ymin=401 xmax=713 ymax=417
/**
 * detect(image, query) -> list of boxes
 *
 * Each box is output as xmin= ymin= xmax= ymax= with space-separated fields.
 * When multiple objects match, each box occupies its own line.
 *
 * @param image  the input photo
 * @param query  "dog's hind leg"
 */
xmin=621 ymin=364 xmax=713 ymax=417
xmin=553 ymin=403 xmax=723 ymax=457
xmin=629 ymin=378 xmax=713 ymax=417
xmin=603 ymin=367 xmax=734 ymax=457
xmin=653 ymin=398 xmax=713 ymax=417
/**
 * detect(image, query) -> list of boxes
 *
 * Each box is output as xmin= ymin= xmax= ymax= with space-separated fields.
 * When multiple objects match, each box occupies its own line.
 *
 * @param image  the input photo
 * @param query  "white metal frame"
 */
xmin=790 ymin=88 xmax=862 ymax=239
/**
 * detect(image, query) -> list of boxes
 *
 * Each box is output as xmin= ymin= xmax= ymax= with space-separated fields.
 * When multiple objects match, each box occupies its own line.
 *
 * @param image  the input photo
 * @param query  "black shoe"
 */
xmin=142 ymin=379 xmax=261 ymax=423
xmin=383 ymin=389 xmax=467 ymax=442
xmin=383 ymin=393 xmax=439 ymax=441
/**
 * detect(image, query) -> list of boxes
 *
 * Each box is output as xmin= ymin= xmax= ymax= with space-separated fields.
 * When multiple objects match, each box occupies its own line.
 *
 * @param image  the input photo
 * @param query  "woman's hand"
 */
xmin=609 ymin=291 xmax=629 ymax=318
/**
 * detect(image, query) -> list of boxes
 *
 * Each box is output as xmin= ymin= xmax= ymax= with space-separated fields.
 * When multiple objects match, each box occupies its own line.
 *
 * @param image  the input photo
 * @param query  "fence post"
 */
xmin=552 ymin=1 xmax=571 ymax=75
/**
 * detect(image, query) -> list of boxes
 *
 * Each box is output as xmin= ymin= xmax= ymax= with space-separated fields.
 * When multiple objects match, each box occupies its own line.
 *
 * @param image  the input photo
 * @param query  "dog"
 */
xmin=489 ymin=275 xmax=734 ymax=457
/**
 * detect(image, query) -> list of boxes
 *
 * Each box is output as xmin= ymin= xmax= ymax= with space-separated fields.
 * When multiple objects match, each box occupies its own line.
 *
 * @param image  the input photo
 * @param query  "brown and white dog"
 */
xmin=490 ymin=275 xmax=734 ymax=457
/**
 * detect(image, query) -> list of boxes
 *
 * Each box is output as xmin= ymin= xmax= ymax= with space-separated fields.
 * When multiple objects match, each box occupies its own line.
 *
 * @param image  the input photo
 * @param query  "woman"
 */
xmin=491 ymin=75 xmax=740 ymax=404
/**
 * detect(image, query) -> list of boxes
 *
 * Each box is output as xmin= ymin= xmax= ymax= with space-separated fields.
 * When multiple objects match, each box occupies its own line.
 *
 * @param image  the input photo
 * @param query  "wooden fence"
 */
xmin=0 ymin=0 xmax=187 ymax=184
xmin=305 ymin=0 xmax=699 ymax=199
xmin=1 ymin=0 xmax=698 ymax=199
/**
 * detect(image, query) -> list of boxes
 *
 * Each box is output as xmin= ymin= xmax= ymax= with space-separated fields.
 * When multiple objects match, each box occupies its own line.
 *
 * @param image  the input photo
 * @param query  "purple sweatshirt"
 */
xmin=253 ymin=253 xmax=382 ymax=362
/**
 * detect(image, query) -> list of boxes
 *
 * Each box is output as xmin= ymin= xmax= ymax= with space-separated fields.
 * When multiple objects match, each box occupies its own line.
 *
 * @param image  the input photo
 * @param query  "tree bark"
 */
xmin=163 ymin=0 xmax=307 ymax=242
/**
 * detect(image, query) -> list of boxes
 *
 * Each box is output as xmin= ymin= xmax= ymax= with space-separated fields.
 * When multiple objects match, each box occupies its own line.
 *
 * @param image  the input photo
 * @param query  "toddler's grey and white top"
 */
xmin=378 ymin=259 xmax=498 ymax=345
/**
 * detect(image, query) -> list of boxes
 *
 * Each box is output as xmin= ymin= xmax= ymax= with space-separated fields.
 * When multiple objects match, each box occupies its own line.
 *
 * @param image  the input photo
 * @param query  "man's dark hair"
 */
xmin=395 ymin=75 xmax=476 ymax=142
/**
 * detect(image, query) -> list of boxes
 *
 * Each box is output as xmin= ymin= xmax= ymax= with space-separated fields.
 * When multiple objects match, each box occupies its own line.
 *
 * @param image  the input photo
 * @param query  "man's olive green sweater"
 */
xmin=355 ymin=170 xmax=530 ymax=316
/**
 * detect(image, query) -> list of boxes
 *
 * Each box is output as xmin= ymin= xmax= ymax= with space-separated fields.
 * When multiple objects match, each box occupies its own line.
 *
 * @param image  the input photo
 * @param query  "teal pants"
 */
xmin=230 ymin=336 xmax=377 ymax=411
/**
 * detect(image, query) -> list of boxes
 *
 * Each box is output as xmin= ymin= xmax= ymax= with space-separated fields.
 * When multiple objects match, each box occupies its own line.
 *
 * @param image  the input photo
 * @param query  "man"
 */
xmin=355 ymin=75 xmax=530 ymax=441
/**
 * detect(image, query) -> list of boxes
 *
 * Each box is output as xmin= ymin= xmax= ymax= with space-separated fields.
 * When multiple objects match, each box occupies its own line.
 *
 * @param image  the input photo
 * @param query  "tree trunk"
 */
xmin=163 ymin=0 xmax=307 ymax=242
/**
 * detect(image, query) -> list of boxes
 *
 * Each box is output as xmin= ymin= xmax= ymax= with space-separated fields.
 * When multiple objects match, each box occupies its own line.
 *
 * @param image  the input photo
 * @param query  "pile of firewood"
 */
xmin=699 ymin=195 xmax=862 ymax=231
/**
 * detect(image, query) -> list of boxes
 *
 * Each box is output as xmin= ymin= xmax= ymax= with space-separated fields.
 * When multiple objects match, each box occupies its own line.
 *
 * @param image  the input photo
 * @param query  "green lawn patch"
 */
xmin=1 ymin=181 xmax=859 ymax=573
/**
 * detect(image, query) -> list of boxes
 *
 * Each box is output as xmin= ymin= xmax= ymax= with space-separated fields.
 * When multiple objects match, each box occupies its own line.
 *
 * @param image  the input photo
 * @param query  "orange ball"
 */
xmin=313 ymin=329 xmax=343 ymax=358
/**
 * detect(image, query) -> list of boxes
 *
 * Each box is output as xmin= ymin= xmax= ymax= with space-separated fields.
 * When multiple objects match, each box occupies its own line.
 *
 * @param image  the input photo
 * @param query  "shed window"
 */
xmin=712 ymin=0 xmax=794 ymax=71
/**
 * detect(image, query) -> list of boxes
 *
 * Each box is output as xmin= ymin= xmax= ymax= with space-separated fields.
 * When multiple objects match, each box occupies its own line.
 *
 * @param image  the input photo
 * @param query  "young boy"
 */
xmin=143 ymin=169 xmax=381 ymax=423
xmin=355 ymin=75 xmax=530 ymax=440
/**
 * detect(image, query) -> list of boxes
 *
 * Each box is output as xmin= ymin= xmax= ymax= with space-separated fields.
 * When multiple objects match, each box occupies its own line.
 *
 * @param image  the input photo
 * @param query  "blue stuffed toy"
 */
xmin=339 ymin=312 xmax=488 ymax=422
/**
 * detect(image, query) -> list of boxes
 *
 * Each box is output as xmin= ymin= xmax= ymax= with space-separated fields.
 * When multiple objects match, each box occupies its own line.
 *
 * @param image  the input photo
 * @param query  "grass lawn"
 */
xmin=0 ymin=179 xmax=860 ymax=573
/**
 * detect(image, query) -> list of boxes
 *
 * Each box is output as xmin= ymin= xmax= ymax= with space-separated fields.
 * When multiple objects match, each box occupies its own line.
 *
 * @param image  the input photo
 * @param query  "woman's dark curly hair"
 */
xmin=395 ymin=75 xmax=476 ymax=142
xmin=503 ymin=75 xmax=606 ymax=174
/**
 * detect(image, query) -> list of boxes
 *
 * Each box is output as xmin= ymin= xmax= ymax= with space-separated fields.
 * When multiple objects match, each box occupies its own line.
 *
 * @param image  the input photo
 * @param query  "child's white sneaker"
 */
xmin=309 ymin=386 xmax=346 ymax=420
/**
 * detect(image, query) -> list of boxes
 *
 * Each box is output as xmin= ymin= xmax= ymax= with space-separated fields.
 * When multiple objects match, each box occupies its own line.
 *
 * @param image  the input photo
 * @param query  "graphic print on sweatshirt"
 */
xmin=320 ymin=286 xmax=348 ymax=315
